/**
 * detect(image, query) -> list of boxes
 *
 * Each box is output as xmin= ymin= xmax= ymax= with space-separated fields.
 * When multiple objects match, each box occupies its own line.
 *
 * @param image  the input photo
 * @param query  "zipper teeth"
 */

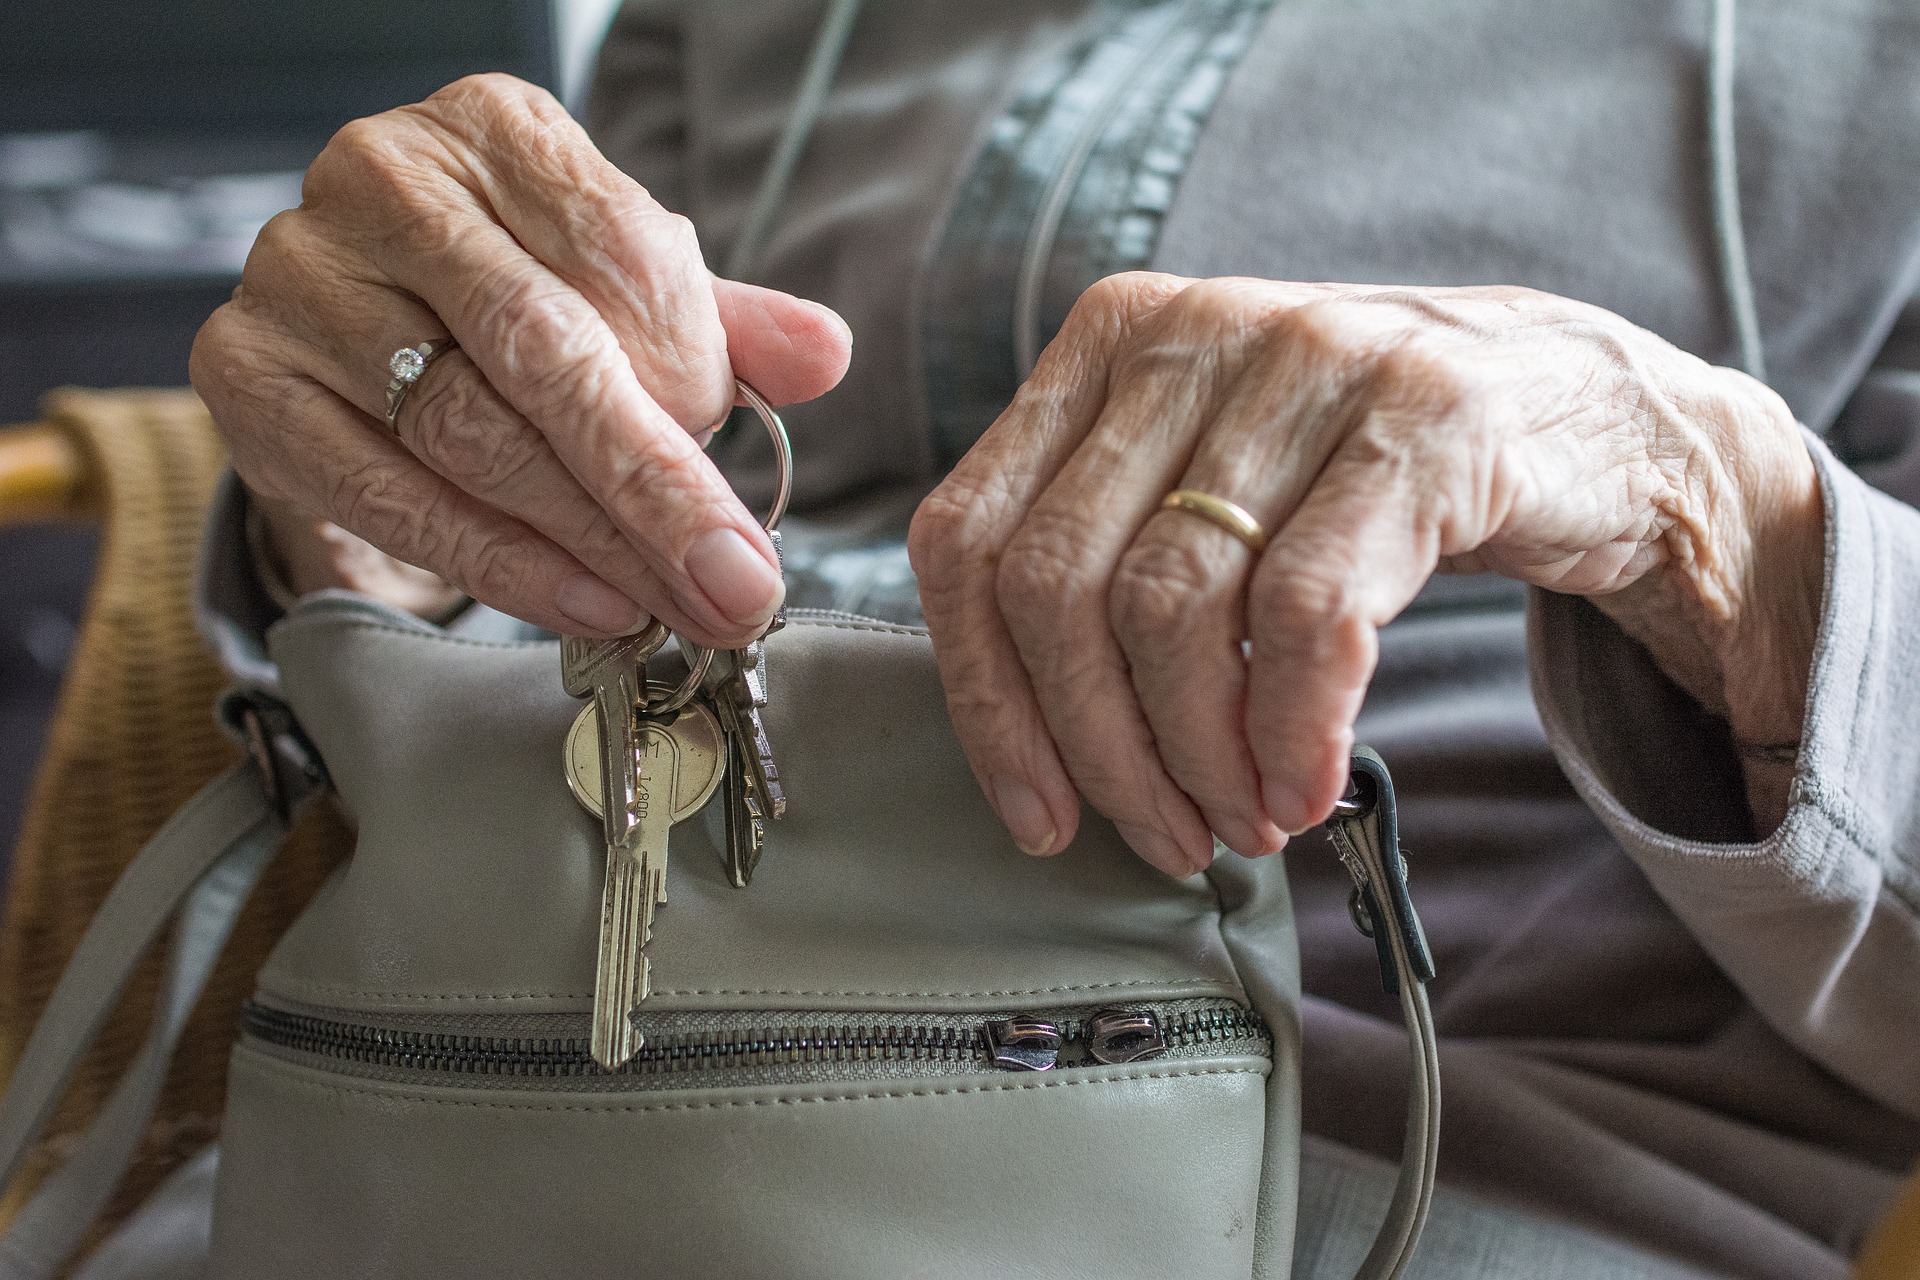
xmin=242 ymin=1003 xmax=1267 ymax=1080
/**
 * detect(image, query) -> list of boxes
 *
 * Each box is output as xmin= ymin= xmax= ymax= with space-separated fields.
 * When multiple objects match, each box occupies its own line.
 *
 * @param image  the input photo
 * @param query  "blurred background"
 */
xmin=0 ymin=0 xmax=621 ymax=863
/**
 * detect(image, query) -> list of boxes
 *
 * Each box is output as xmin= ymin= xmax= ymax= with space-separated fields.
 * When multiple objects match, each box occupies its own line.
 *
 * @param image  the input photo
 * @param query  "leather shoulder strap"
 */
xmin=0 ymin=763 xmax=286 ymax=1280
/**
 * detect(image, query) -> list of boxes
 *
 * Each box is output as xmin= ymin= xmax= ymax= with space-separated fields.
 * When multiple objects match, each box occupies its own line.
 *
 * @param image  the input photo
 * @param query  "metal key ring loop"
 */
xmin=648 ymin=640 xmax=715 ymax=717
xmin=646 ymin=378 xmax=791 ymax=716
xmin=727 ymin=379 xmax=793 ymax=533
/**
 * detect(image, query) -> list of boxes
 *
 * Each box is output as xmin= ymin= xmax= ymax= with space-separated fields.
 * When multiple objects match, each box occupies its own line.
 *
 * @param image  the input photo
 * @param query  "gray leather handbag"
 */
xmin=0 ymin=594 xmax=1437 ymax=1279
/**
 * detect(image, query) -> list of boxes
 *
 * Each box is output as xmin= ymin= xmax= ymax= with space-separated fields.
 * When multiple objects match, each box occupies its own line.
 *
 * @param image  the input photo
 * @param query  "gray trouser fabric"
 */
xmin=1294 ymin=1137 xmax=1721 ymax=1280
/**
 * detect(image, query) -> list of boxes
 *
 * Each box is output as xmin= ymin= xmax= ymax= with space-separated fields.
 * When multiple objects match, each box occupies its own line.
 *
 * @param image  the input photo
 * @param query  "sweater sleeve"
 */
xmin=1529 ymin=430 xmax=1920 ymax=1118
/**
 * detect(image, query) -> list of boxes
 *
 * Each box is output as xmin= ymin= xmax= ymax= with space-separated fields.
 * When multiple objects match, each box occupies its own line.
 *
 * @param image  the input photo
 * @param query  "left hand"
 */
xmin=908 ymin=273 xmax=1824 ymax=875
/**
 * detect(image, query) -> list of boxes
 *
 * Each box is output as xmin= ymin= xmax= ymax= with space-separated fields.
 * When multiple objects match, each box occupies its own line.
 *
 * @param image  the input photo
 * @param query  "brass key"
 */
xmin=563 ymin=687 xmax=725 ymax=827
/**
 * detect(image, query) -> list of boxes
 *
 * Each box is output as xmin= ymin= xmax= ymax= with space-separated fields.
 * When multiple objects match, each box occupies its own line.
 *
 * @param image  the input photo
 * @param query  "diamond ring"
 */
xmin=383 ymin=337 xmax=459 ymax=432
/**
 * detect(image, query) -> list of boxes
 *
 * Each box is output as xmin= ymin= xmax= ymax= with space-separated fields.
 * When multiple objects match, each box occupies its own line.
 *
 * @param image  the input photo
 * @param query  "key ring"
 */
xmin=730 ymin=380 xmax=794 ymax=533
xmin=646 ymin=379 xmax=792 ymax=717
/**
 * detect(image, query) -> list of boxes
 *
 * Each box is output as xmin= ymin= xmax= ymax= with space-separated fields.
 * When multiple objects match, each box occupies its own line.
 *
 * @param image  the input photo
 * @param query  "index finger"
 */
xmin=909 ymin=273 xmax=1190 ymax=867
xmin=307 ymin=103 xmax=782 ymax=642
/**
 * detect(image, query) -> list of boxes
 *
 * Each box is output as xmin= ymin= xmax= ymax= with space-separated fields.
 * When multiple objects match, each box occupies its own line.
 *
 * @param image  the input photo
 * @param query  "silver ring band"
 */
xmin=384 ymin=337 xmax=459 ymax=432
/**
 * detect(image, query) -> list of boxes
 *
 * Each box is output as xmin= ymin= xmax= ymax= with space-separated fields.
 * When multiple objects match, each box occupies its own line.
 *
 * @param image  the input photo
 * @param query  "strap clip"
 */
xmin=1325 ymin=746 xmax=1435 ymax=996
xmin=218 ymin=689 xmax=329 ymax=824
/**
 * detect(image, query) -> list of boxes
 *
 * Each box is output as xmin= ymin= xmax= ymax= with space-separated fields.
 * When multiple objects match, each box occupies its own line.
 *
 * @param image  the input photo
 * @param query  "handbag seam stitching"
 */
xmin=239 ymin=1058 xmax=1266 ymax=1113
xmin=255 ymin=977 xmax=1235 ymax=1002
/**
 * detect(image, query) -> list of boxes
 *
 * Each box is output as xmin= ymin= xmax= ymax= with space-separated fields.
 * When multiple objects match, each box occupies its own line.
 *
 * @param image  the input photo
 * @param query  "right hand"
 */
xmin=191 ymin=74 xmax=852 ymax=645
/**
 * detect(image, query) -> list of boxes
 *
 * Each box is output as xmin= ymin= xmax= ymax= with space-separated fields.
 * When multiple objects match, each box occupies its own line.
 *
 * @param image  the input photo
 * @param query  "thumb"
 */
xmin=711 ymin=279 xmax=853 ymax=407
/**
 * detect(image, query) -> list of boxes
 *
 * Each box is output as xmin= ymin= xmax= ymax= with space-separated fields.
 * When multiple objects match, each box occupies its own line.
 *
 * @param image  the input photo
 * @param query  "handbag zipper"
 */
xmin=241 ymin=997 xmax=1268 ymax=1090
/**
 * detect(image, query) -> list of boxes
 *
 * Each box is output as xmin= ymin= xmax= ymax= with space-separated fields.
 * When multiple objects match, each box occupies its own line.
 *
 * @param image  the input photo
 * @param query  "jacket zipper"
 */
xmin=242 ymin=998 xmax=1267 ymax=1086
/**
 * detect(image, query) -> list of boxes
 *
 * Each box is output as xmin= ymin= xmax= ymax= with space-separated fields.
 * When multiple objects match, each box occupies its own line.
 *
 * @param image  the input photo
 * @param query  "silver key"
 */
xmin=561 ymin=630 xmax=664 ymax=851
xmin=559 ymin=626 xmax=668 ymax=1070
xmin=560 ymin=626 xmax=665 ymax=699
xmin=718 ymin=715 xmax=766 ymax=889
xmin=590 ymin=715 xmax=680 ymax=1069
xmin=720 ymin=641 xmax=786 ymax=820
xmin=712 ymin=643 xmax=784 ymax=887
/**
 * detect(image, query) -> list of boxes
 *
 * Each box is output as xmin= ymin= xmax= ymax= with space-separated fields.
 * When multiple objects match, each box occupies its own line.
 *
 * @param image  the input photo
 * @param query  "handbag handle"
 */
xmin=0 ymin=728 xmax=1436 ymax=1280
xmin=1325 ymin=747 xmax=1441 ymax=1280
xmin=0 ymin=762 xmax=285 ymax=1279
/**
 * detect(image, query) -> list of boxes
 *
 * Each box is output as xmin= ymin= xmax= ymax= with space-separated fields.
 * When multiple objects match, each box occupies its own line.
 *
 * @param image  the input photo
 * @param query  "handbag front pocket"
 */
xmin=212 ymin=998 xmax=1274 ymax=1279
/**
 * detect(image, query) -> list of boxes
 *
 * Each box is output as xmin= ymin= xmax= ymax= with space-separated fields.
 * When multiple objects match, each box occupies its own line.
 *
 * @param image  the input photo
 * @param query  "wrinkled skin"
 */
xmin=909 ymin=273 xmax=1822 ymax=870
xmin=191 ymin=75 xmax=852 ymax=648
xmin=193 ymin=76 xmax=1824 ymax=875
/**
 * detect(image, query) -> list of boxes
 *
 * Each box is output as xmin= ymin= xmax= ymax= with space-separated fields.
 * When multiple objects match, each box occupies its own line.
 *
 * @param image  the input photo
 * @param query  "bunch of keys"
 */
xmin=561 ymin=381 xmax=793 ymax=1070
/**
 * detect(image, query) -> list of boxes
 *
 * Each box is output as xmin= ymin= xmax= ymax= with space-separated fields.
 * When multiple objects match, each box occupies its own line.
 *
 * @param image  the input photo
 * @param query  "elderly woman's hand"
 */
xmin=191 ymin=75 xmax=851 ymax=647
xmin=909 ymin=273 xmax=1824 ymax=874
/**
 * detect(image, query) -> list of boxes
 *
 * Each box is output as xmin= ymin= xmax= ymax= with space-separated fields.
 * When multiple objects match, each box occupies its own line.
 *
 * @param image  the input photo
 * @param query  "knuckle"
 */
xmin=237 ymin=209 xmax=302 ymax=286
xmin=995 ymin=517 xmax=1093 ymax=621
xmin=601 ymin=436 xmax=714 ymax=536
xmin=1249 ymin=564 xmax=1370 ymax=665
xmin=619 ymin=207 xmax=699 ymax=262
xmin=307 ymin=116 xmax=404 ymax=204
xmin=328 ymin=457 xmax=422 ymax=555
xmin=405 ymin=367 xmax=528 ymax=491
xmin=476 ymin=274 xmax=607 ymax=397
xmin=307 ymin=112 xmax=479 ymax=249
xmin=1063 ymin=270 xmax=1186 ymax=338
xmin=1368 ymin=336 xmax=1472 ymax=411
xmin=234 ymin=211 xmax=352 ymax=317
xmin=907 ymin=477 xmax=996 ymax=593
xmin=1273 ymin=297 xmax=1372 ymax=364
xmin=1074 ymin=272 xmax=1138 ymax=317
xmin=439 ymin=519 xmax=517 ymax=596
xmin=189 ymin=304 xmax=282 ymax=410
xmin=187 ymin=304 xmax=246 ymax=396
xmin=432 ymin=72 xmax=543 ymax=114
xmin=1109 ymin=538 xmax=1216 ymax=655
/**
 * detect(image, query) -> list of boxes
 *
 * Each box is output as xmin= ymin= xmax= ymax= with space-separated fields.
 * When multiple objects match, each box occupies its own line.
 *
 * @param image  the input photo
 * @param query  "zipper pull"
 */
xmin=1085 ymin=1009 xmax=1167 ymax=1065
xmin=984 ymin=1016 xmax=1062 ymax=1071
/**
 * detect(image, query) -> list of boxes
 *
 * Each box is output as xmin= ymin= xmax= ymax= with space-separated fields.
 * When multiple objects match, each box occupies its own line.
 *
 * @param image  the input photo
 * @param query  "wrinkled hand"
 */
xmin=910 ymin=273 xmax=1823 ymax=874
xmin=192 ymin=74 xmax=851 ymax=646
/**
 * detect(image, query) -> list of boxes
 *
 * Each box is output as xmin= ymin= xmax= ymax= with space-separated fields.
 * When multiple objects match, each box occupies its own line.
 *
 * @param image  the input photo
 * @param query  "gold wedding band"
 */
xmin=1160 ymin=489 xmax=1268 ymax=553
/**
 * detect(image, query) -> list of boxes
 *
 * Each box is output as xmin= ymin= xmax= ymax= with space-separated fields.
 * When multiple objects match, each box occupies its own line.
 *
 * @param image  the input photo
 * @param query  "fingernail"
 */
xmin=991 ymin=776 xmax=1057 ymax=856
xmin=556 ymin=574 xmax=646 ymax=634
xmin=685 ymin=527 xmax=784 ymax=628
xmin=1263 ymin=780 xmax=1315 ymax=836
xmin=1115 ymin=822 xmax=1202 ymax=876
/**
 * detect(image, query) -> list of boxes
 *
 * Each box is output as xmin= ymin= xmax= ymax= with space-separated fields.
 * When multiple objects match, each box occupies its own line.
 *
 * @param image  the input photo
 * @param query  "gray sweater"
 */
xmin=198 ymin=2 xmax=1920 ymax=1276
